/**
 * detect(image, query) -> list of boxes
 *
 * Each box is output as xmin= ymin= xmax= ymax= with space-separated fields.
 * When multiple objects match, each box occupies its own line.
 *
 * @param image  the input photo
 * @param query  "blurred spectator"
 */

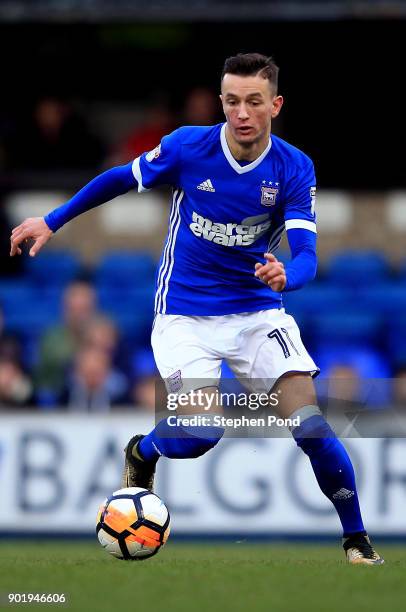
xmin=35 ymin=281 xmax=97 ymax=404
xmin=131 ymin=348 xmax=158 ymax=411
xmin=0 ymin=358 xmax=33 ymax=408
xmin=316 ymin=345 xmax=391 ymax=407
xmin=0 ymin=305 xmax=22 ymax=364
xmin=110 ymin=101 xmax=174 ymax=165
xmin=322 ymin=360 xmax=391 ymax=409
xmin=392 ymin=366 xmax=406 ymax=407
xmin=11 ymin=97 xmax=103 ymax=170
xmin=328 ymin=364 xmax=361 ymax=404
xmin=63 ymin=346 xmax=128 ymax=412
xmin=83 ymin=314 xmax=132 ymax=377
xmin=182 ymin=87 xmax=220 ymax=126
xmin=83 ymin=315 xmax=118 ymax=356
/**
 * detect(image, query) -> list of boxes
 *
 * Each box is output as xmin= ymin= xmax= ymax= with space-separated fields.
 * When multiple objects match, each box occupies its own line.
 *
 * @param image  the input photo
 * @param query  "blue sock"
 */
xmin=138 ymin=417 xmax=224 ymax=461
xmin=292 ymin=412 xmax=366 ymax=538
xmin=138 ymin=433 xmax=160 ymax=462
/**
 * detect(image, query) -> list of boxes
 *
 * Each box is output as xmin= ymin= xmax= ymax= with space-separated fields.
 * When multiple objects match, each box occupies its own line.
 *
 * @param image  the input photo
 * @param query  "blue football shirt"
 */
xmin=132 ymin=123 xmax=316 ymax=316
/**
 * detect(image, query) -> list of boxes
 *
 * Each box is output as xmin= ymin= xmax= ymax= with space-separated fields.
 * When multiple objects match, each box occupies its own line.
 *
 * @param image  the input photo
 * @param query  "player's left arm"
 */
xmin=255 ymin=157 xmax=317 ymax=292
xmin=283 ymin=226 xmax=317 ymax=291
xmin=255 ymin=229 xmax=316 ymax=292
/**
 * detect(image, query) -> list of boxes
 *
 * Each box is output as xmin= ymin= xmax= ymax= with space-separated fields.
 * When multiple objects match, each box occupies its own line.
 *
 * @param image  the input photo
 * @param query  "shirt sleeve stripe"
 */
xmin=285 ymin=219 xmax=317 ymax=233
xmin=132 ymin=157 xmax=150 ymax=193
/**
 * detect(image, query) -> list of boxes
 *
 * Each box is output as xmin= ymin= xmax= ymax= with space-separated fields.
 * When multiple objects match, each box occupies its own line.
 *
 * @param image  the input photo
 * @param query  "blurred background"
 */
xmin=0 ymin=0 xmax=406 ymax=538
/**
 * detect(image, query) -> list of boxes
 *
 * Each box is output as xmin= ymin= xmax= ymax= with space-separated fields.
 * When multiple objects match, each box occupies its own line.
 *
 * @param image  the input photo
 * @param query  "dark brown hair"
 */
xmin=221 ymin=53 xmax=279 ymax=92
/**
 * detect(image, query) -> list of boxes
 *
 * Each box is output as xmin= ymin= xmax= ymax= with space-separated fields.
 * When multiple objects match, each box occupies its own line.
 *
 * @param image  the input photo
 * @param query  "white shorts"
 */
xmin=151 ymin=309 xmax=319 ymax=395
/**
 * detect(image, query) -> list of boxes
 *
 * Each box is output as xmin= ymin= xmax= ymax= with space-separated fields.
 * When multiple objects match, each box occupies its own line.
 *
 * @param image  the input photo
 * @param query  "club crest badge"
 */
xmin=146 ymin=143 xmax=161 ymax=162
xmin=261 ymin=185 xmax=278 ymax=206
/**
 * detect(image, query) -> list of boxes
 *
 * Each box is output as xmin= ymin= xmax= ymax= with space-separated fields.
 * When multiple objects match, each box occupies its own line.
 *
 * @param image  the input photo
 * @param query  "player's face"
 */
xmin=220 ymin=74 xmax=283 ymax=145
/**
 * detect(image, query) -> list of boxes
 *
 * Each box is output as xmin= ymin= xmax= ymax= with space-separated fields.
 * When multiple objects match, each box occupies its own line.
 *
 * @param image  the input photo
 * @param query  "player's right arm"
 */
xmin=10 ymin=163 xmax=136 ymax=257
xmin=10 ymin=129 xmax=182 ymax=258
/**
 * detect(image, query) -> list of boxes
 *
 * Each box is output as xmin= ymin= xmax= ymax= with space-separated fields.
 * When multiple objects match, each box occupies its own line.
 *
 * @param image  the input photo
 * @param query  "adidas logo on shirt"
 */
xmin=332 ymin=487 xmax=355 ymax=500
xmin=197 ymin=179 xmax=215 ymax=192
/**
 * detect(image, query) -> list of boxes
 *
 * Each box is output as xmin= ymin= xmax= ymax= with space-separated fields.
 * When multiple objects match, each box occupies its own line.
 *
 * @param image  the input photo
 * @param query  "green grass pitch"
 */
xmin=1 ymin=541 xmax=406 ymax=612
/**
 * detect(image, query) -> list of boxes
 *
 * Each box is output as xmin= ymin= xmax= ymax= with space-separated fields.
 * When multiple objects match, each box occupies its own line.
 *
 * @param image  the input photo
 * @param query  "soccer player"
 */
xmin=10 ymin=53 xmax=383 ymax=565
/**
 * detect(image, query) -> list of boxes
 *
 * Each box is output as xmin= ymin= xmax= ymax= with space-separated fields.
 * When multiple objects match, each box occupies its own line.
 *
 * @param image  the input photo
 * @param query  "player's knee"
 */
xmin=152 ymin=417 xmax=224 ymax=459
xmin=289 ymin=405 xmax=336 ymax=456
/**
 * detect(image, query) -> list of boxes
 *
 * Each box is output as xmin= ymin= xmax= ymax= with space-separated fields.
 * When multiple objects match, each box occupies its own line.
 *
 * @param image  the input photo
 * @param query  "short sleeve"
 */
xmin=132 ymin=129 xmax=181 ymax=192
xmin=283 ymin=159 xmax=317 ymax=234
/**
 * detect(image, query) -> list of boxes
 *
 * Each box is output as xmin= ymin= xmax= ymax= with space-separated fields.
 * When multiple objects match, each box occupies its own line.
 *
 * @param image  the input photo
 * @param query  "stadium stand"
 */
xmin=1 ymin=245 xmax=406 ymax=408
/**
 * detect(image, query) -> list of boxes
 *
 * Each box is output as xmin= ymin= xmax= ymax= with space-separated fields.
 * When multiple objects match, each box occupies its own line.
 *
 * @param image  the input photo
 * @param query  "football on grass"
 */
xmin=96 ymin=487 xmax=170 ymax=560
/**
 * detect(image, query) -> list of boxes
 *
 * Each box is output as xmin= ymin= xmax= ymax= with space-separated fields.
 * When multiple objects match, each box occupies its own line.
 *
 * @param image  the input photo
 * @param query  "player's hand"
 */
xmin=10 ymin=217 xmax=53 ymax=257
xmin=254 ymin=253 xmax=287 ymax=292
